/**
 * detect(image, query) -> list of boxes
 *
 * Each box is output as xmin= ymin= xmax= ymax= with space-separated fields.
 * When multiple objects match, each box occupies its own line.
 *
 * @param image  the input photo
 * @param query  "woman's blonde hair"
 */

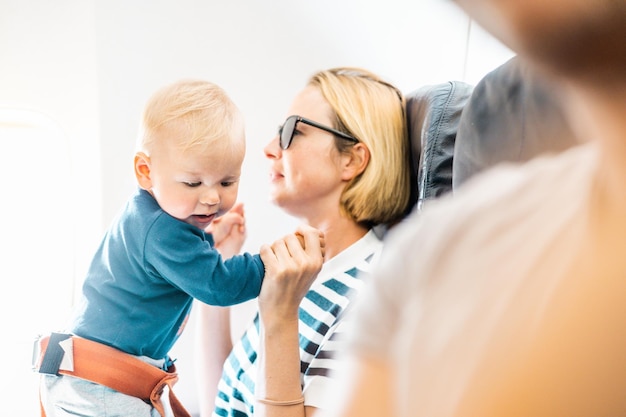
xmin=308 ymin=67 xmax=411 ymax=227
xmin=138 ymin=79 xmax=244 ymax=154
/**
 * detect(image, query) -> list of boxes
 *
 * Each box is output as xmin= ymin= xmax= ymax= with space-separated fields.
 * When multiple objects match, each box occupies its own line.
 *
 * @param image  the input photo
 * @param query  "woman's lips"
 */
xmin=269 ymin=170 xmax=284 ymax=182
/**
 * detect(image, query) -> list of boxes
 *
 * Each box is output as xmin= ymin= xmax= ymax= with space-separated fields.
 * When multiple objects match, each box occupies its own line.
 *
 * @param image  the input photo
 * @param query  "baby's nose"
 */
xmin=200 ymin=188 xmax=220 ymax=206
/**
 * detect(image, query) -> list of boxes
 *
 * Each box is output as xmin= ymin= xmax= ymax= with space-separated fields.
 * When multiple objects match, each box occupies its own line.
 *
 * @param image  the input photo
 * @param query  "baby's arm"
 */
xmin=206 ymin=202 xmax=246 ymax=259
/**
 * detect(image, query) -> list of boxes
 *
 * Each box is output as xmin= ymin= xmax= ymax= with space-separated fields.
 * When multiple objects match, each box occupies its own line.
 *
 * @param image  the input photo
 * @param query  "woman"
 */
xmin=196 ymin=67 xmax=411 ymax=417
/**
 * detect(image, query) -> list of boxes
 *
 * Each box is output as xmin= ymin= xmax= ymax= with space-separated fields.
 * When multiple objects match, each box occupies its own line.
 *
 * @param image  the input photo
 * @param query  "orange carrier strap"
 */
xmin=35 ymin=334 xmax=191 ymax=417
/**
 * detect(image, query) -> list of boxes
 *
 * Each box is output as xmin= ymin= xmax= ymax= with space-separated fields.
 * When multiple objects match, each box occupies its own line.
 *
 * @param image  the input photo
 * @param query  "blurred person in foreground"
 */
xmin=323 ymin=0 xmax=626 ymax=416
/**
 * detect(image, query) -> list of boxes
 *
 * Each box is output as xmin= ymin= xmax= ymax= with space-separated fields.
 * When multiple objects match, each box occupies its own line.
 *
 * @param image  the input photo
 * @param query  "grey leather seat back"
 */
xmin=405 ymin=81 xmax=474 ymax=211
xmin=453 ymin=56 xmax=579 ymax=188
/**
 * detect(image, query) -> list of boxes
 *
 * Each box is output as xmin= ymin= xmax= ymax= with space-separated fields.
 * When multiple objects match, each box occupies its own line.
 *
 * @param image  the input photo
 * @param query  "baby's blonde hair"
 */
xmin=137 ymin=79 xmax=244 ymax=154
xmin=308 ymin=67 xmax=411 ymax=227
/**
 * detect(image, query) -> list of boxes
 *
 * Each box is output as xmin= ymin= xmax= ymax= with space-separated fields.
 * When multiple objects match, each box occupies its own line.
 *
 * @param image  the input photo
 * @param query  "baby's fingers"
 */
xmin=295 ymin=225 xmax=325 ymax=259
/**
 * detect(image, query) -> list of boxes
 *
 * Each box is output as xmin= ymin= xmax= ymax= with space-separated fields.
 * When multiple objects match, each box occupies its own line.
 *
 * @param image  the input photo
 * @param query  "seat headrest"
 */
xmin=453 ymin=56 xmax=579 ymax=188
xmin=405 ymin=81 xmax=474 ymax=210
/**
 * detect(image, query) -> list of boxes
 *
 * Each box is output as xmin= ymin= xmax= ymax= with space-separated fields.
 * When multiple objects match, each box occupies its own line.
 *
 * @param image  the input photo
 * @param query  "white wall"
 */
xmin=0 ymin=0 xmax=513 ymax=414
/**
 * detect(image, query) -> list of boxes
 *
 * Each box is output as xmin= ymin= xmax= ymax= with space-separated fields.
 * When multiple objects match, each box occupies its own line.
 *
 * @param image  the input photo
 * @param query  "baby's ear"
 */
xmin=134 ymin=152 xmax=152 ymax=190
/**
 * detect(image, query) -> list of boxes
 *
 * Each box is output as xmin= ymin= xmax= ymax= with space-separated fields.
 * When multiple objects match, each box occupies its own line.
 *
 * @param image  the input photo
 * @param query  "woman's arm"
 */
xmin=255 ymin=226 xmax=325 ymax=417
xmin=194 ymin=303 xmax=233 ymax=417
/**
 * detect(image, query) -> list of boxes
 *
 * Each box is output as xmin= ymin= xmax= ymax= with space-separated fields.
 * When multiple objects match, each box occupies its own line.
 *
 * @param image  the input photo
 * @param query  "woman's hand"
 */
xmin=258 ymin=225 xmax=325 ymax=321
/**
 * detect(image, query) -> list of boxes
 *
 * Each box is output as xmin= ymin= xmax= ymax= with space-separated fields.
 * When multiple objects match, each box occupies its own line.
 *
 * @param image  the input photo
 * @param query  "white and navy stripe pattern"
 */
xmin=212 ymin=231 xmax=383 ymax=416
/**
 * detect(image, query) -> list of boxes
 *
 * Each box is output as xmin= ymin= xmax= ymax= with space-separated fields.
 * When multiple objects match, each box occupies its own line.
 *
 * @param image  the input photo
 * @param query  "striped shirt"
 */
xmin=213 ymin=230 xmax=383 ymax=416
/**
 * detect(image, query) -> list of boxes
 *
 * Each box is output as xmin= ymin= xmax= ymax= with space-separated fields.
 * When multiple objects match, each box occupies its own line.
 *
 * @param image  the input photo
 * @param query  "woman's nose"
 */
xmin=263 ymin=135 xmax=281 ymax=159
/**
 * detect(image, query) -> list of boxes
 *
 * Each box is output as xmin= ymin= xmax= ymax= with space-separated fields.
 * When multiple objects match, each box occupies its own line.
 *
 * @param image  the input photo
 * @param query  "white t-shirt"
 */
xmin=214 ymin=230 xmax=383 ymax=416
xmin=349 ymin=142 xmax=626 ymax=416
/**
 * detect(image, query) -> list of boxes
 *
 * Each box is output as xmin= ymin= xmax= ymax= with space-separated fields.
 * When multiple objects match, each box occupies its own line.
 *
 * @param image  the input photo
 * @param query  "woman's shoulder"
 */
xmin=316 ymin=230 xmax=383 ymax=284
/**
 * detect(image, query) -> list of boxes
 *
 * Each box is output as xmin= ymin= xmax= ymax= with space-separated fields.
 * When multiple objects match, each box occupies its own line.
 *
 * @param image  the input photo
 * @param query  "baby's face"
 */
xmin=145 ymin=135 xmax=245 ymax=231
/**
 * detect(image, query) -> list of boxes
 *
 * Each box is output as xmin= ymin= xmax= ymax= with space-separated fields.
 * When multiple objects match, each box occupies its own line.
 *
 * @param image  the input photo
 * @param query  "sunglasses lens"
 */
xmin=280 ymin=116 xmax=296 ymax=149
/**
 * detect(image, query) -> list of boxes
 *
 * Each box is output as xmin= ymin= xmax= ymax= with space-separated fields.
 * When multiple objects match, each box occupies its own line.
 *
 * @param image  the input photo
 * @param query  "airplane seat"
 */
xmin=402 ymin=55 xmax=580 ymax=221
xmin=405 ymin=80 xmax=474 ymax=212
xmin=452 ymin=56 xmax=579 ymax=189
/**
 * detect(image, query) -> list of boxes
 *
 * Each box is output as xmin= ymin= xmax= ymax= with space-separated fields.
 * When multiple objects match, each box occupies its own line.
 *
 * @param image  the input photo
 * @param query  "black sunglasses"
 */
xmin=278 ymin=115 xmax=359 ymax=150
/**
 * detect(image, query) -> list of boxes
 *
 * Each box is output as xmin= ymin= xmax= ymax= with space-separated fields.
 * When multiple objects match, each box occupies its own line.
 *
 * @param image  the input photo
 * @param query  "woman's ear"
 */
xmin=341 ymin=143 xmax=370 ymax=181
xmin=134 ymin=152 xmax=153 ymax=190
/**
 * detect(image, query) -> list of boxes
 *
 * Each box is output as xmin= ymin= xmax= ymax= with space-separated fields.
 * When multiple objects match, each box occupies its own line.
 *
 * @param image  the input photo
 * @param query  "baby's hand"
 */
xmin=207 ymin=203 xmax=246 ymax=259
xmin=295 ymin=228 xmax=325 ymax=258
